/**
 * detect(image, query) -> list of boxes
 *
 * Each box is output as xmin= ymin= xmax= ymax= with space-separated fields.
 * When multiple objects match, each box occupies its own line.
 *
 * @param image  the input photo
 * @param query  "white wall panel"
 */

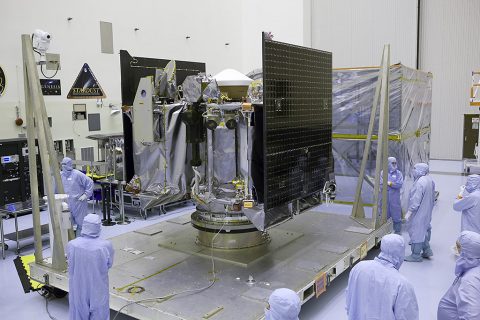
xmin=420 ymin=0 xmax=480 ymax=160
xmin=240 ymin=0 xmax=307 ymax=73
xmin=312 ymin=0 xmax=418 ymax=68
xmin=0 ymin=0 xmax=304 ymax=158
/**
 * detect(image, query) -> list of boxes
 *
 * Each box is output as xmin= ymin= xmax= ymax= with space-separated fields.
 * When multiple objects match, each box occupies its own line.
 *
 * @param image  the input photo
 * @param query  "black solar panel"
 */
xmin=263 ymin=36 xmax=333 ymax=212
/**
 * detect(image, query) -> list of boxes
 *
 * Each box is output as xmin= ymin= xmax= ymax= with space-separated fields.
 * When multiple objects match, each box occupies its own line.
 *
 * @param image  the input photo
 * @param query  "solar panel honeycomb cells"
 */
xmin=263 ymin=38 xmax=333 ymax=211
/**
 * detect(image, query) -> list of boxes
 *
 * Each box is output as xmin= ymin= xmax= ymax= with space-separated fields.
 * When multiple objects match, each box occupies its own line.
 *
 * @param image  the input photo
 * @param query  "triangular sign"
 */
xmin=67 ymin=63 xmax=106 ymax=99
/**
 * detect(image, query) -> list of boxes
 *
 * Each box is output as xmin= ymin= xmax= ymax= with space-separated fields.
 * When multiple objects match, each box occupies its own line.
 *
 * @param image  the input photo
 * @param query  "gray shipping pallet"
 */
xmin=30 ymin=209 xmax=391 ymax=320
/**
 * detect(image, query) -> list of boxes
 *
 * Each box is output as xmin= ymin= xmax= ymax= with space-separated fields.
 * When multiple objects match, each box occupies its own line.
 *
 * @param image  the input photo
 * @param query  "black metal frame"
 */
xmin=0 ymin=138 xmax=44 ymax=206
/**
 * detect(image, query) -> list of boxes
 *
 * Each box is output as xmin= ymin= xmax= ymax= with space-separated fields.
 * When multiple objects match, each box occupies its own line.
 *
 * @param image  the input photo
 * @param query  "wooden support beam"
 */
xmin=22 ymin=38 xmax=43 ymax=263
xmin=21 ymin=34 xmax=66 ymax=271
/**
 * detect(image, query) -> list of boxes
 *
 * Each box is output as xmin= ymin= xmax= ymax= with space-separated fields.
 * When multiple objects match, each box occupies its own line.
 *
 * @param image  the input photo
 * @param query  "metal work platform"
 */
xmin=30 ymin=209 xmax=391 ymax=320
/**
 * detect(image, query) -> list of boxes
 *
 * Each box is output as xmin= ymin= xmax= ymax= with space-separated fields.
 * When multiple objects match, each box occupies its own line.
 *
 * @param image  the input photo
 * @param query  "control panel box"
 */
xmin=0 ymin=138 xmax=44 ymax=206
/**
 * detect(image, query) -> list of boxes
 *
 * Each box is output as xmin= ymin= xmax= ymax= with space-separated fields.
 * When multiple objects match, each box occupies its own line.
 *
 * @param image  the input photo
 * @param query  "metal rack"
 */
xmin=0 ymin=200 xmax=47 ymax=259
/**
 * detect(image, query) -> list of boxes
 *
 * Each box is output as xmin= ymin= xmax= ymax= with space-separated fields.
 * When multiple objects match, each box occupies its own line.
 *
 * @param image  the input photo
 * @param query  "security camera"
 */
xmin=32 ymin=29 xmax=51 ymax=63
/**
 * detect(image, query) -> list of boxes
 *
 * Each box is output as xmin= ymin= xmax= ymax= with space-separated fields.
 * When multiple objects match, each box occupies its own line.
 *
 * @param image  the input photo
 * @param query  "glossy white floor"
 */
xmin=0 ymin=160 xmax=468 ymax=320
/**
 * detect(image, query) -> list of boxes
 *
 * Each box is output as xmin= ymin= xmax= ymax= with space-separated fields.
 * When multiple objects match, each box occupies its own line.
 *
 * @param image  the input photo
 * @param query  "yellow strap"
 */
xmin=333 ymin=127 xmax=430 ymax=142
xmin=332 ymin=133 xmax=401 ymax=142
xmin=115 ymin=260 xmax=184 ymax=292
xmin=332 ymin=200 xmax=374 ymax=207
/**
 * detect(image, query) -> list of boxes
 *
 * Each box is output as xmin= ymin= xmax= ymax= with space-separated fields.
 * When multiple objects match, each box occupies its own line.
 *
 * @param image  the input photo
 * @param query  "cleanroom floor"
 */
xmin=301 ymin=159 xmax=466 ymax=320
xmin=0 ymin=160 xmax=468 ymax=319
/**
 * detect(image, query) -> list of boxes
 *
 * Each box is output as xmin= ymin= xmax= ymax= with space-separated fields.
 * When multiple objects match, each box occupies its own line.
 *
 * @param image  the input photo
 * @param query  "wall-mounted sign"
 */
xmin=40 ymin=79 xmax=61 ymax=95
xmin=67 ymin=63 xmax=106 ymax=99
xmin=0 ymin=66 xmax=6 ymax=97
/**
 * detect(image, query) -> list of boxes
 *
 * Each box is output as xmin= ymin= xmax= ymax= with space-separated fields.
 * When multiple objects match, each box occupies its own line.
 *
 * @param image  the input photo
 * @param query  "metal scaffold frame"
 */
xmin=22 ymin=34 xmax=68 ymax=270
xmin=351 ymin=44 xmax=390 ymax=230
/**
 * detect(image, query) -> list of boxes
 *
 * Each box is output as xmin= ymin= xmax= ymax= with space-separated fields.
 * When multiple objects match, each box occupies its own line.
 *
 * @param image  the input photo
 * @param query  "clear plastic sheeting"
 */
xmin=246 ymin=69 xmax=263 ymax=104
xmin=154 ymin=60 xmax=177 ymax=99
xmin=333 ymin=64 xmax=433 ymax=211
xmin=237 ymin=118 xmax=252 ymax=185
xmin=243 ymin=203 xmax=293 ymax=232
xmin=213 ymin=127 xmax=236 ymax=184
xmin=248 ymin=80 xmax=263 ymax=104
xmin=154 ymin=69 xmax=167 ymax=97
xmin=182 ymin=74 xmax=220 ymax=103
xmin=182 ymin=75 xmax=202 ymax=103
xmin=213 ymin=113 xmax=253 ymax=188
xmin=133 ymin=103 xmax=187 ymax=210
xmin=246 ymin=69 xmax=263 ymax=81
xmin=164 ymin=60 xmax=177 ymax=99
xmin=202 ymin=79 xmax=220 ymax=102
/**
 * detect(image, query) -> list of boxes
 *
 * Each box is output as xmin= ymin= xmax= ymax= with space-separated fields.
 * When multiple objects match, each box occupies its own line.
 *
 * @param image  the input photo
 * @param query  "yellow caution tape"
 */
xmin=21 ymin=255 xmax=44 ymax=290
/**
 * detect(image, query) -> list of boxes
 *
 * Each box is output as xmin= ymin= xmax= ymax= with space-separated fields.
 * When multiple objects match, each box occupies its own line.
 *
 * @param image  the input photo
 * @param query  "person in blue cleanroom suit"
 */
xmin=67 ymin=214 xmax=114 ymax=320
xmin=379 ymin=157 xmax=404 ymax=234
xmin=404 ymin=163 xmax=436 ymax=262
xmin=346 ymin=234 xmax=419 ymax=320
xmin=61 ymin=157 xmax=93 ymax=237
xmin=453 ymin=174 xmax=480 ymax=233
xmin=265 ymin=288 xmax=301 ymax=320
xmin=437 ymin=231 xmax=480 ymax=320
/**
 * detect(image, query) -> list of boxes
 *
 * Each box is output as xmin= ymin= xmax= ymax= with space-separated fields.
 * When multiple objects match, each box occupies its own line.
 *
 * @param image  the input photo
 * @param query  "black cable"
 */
xmin=34 ymin=286 xmax=59 ymax=320
xmin=40 ymin=63 xmax=59 ymax=79
xmin=31 ymin=34 xmax=42 ymax=56
xmin=45 ymin=296 xmax=58 ymax=320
